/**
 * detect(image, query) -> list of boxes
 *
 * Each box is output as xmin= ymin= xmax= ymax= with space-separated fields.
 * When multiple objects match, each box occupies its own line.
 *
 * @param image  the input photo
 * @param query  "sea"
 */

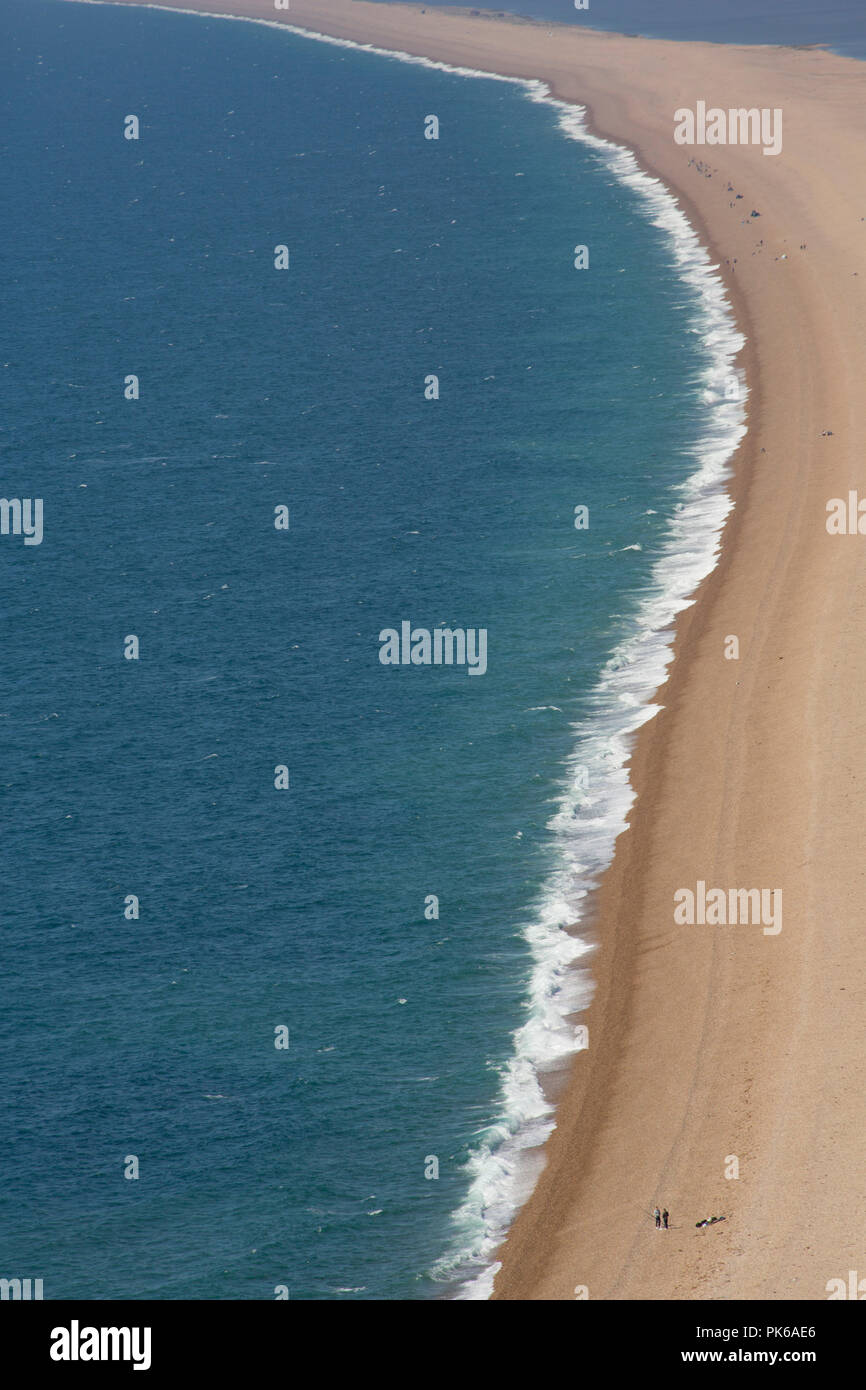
xmin=8 ymin=0 xmax=834 ymax=1301
xmin=411 ymin=0 xmax=866 ymax=61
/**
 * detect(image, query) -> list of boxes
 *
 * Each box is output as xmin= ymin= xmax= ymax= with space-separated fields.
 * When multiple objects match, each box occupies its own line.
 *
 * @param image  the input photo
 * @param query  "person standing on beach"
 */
xmin=662 ymin=1209 xmax=669 ymax=1230
xmin=654 ymin=1207 xmax=661 ymax=1228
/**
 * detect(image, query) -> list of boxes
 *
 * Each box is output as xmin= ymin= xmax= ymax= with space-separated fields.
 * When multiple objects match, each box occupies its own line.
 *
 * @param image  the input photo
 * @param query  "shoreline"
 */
xmin=66 ymin=0 xmax=866 ymax=1300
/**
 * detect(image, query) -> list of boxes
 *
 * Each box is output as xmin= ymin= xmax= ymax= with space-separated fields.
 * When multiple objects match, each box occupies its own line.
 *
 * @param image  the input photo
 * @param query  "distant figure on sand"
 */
xmin=662 ymin=1209 xmax=669 ymax=1229
xmin=654 ymin=1207 xmax=661 ymax=1228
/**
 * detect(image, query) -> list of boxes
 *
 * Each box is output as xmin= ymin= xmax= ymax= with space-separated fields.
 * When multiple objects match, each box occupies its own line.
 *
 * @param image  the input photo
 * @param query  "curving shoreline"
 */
xmin=68 ymin=0 xmax=866 ymax=1299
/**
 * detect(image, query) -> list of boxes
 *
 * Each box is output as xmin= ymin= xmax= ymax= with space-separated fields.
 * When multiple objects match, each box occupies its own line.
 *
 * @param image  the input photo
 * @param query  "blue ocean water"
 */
xmin=0 ymin=0 xmax=742 ymax=1298
xmin=401 ymin=0 xmax=866 ymax=60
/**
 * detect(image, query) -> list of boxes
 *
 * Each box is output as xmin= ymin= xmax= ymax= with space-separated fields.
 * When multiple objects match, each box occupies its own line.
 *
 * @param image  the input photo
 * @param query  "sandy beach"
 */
xmin=78 ymin=0 xmax=866 ymax=1299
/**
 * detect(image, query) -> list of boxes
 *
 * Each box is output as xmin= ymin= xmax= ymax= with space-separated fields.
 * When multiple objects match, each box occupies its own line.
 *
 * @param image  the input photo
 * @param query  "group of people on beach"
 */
xmin=653 ymin=1207 xmax=727 ymax=1230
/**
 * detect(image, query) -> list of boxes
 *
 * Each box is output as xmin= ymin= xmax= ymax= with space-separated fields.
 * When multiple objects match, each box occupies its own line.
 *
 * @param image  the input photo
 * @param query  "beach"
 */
xmin=76 ymin=0 xmax=866 ymax=1299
